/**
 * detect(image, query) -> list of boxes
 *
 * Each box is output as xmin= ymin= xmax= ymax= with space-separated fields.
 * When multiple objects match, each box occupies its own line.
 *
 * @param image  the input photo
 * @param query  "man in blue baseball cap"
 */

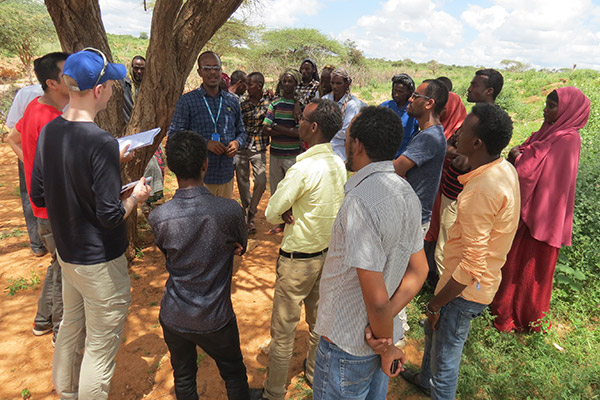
xmin=30 ymin=47 xmax=151 ymax=400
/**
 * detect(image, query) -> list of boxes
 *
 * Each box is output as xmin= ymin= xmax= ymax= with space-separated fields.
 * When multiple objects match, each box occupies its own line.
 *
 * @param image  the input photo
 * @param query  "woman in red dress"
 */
xmin=492 ymin=87 xmax=590 ymax=332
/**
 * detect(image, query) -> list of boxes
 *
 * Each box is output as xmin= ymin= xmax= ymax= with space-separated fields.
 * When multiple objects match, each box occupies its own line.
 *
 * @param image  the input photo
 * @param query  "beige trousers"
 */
xmin=205 ymin=178 xmax=234 ymax=199
xmin=263 ymin=253 xmax=326 ymax=400
xmin=435 ymin=194 xmax=458 ymax=276
xmin=53 ymin=252 xmax=131 ymax=400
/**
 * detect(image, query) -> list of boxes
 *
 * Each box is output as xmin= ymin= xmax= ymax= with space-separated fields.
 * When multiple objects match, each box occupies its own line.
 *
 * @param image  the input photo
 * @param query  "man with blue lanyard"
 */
xmin=169 ymin=51 xmax=246 ymax=198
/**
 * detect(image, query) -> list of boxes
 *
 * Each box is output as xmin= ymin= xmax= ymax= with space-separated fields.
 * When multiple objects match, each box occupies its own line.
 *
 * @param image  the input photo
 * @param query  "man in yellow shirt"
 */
xmin=400 ymin=103 xmax=520 ymax=400
xmin=262 ymin=99 xmax=346 ymax=400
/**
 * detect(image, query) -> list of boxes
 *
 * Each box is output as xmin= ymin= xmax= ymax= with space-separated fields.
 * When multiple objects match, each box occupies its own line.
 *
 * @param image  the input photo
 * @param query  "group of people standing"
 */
xmin=5 ymin=46 xmax=590 ymax=400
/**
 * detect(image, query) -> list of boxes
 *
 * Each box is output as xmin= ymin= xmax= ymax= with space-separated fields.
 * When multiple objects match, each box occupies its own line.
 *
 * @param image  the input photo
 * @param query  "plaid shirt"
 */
xmin=295 ymin=79 xmax=320 ymax=109
xmin=240 ymin=94 xmax=270 ymax=152
xmin=169 ymin=86 xmax=246 ymax=184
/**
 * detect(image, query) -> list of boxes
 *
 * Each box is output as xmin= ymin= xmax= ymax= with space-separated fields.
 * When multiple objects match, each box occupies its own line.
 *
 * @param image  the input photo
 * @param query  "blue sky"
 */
xmin=99 ymin=0 xmax=600 ymax=70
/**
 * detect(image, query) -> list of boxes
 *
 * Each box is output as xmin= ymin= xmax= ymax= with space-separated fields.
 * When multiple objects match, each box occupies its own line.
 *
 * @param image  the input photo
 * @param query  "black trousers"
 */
xmin=160 ymin=316 xmax=250 ymax=400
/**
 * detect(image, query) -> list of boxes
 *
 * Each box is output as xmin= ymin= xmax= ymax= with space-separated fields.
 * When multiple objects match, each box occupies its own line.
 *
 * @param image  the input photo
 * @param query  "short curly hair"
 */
xmin=166 ymin=130 xmax=207 ymax=180
xmin=349 ymin=106 xmax=403 ymax=162
xmin=470 ymin=103 xmax=513 ymax=156
xmin=308 ymin=98 xmax=343 ymax=141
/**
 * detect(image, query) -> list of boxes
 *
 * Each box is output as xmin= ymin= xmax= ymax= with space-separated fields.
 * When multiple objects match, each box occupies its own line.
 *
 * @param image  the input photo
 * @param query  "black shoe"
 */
xmin=32 ymin=323 xmax=52 ymax=336
xmin=399 ymin=367 xmax=431 ymax=396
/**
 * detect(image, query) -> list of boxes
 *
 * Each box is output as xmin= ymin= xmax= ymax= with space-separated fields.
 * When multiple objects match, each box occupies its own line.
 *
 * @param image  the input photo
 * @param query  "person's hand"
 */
xmin=226 ymin=140 xmax=240 ymax=157
xmin=507 ymin=146 xmax=521 ymax=164
xmin=234 ymin=242 xmax=244 ymax=256
xmin=132 ymin=177 xmax=151 ymax=204
xmin=452 ymin=154 xmax=470 ymax=172
xmin=380 ymin=345 xmax=406 ymax=378
xmin=119 ymin=144 xmax=134 ymax=163
xmin=365 ymin=325 xmax=393 ymax=355
xmin=282 ymin=209 xmax=294 ymax=225
xmin=207 ymin=140 xmax=227 ymax=155
xmin=425 ymin=302 xmax=441 ymax=330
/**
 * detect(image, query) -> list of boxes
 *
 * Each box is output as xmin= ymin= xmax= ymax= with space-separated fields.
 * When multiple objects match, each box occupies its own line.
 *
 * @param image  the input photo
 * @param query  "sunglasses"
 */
xmin=82 ymin=47 xmax=108 ymax=88
xmin=410 ymin=92 xmax=432 ymax=101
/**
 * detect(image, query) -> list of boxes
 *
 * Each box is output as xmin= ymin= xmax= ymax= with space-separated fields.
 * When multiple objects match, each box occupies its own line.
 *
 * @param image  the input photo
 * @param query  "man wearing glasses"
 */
xmin=393 ymin=79 xmax=448 ymax=236
xmin=30 ymin=48 xmax=151 ymax=400
xmin=262 ymin=99 xmax=346 ymax=400
xmin=169 ymin=51 xmax=246 ymax=198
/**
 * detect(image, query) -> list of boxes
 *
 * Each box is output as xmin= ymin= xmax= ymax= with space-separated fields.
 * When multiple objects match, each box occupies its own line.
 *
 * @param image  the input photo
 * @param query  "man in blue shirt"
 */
xmin=149 ymin=130 xmax=261 ymax=400
xmin=169 ymin=51 xmax=246 ymax=198
xmin=380 ymin=73 xmax=419 ymax=156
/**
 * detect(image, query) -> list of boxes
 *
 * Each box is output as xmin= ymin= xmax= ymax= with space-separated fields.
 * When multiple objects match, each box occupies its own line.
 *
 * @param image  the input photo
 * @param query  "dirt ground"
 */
xmin=0 ymin=141 xmax=426 ymax=400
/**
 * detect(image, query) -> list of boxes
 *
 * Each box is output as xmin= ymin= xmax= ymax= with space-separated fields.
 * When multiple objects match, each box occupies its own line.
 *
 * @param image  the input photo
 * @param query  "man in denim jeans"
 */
xmin=7 ymin=52 xmax=70 ymax=343
xmin=401 ymin=104 xmax=520 ymax=399
xmin=313 ymin=106 xmax=429 ymax=399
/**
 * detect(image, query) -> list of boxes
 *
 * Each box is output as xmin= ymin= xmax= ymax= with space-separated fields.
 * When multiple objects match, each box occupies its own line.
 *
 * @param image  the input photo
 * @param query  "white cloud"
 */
xmin=237 ymin=0 xmax=324 ymax=27
xmin=99 ymin=0 xmax=152 ymax=36
xmin=461 ymin=5 xmax=508 ymax=31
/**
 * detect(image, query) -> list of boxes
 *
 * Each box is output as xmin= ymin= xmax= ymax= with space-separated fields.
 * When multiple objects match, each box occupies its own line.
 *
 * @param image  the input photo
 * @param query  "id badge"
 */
xmin=211 ymin=132 xmax=220 ymax=142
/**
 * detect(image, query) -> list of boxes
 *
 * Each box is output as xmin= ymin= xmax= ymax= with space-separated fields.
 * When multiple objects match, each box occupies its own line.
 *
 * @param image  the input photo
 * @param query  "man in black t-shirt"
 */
xmin=30 ymin=48 xmax=150 ymax=400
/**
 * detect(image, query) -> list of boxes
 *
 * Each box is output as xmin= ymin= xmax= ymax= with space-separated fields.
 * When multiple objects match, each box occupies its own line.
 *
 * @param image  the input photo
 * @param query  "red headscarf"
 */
xmin=515 ymin=86 xmax=590 ymax=247
xmin=440 ymin=92 xmax=467 ymax=139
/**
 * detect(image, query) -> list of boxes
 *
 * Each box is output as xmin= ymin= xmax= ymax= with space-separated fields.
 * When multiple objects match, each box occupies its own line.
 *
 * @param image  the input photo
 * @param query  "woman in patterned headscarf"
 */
xmin=322 ymin=68 xmax=366 ymax=160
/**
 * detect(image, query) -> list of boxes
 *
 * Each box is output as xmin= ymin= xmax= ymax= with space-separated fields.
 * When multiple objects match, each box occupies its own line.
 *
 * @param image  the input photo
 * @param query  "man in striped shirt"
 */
xmin=263 ymin=69 xmax=301 ymax=234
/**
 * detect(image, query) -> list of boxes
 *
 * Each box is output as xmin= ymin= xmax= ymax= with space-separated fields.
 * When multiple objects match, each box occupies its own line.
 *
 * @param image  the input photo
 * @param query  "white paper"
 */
xmin=117 ymin=127 xmax=161 ymax=155
xmin=121 ymin=177 xmax=152 ymax=193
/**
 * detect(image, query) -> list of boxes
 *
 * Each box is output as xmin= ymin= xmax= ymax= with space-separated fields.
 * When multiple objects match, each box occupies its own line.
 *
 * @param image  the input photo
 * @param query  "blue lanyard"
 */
xmin=203 ymin=95 xmax=222 ymax=132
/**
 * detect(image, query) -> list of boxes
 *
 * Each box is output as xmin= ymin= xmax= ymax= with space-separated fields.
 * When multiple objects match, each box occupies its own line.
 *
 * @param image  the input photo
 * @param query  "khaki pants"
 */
xmin=53 ymin=252 xmax=131 ymax=400
xmin=263 ymin=253 xmax=326 ymax=400
xmin=435 ymin=194 xmax=458 ymax=276
xmin=205 ymin=178 xmax=234 ymax=199
xmin=269 ymin=155 xmax=296 ymax=195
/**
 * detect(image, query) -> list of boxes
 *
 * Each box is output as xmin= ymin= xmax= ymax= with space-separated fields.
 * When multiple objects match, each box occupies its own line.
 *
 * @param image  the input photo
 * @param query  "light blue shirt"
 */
xmin=323 ymin=93 xmax=366 ymax=161
xmin=380 ymin=99 xmax=419 ymax=157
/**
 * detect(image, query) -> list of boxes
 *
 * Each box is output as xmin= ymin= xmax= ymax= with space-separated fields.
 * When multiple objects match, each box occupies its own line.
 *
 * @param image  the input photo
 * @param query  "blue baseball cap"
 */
xmin=63 ymin=48 xmax=126 ymax=91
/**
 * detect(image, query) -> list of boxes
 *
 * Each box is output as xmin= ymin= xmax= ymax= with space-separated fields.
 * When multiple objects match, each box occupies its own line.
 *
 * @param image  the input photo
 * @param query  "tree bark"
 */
xmin=43 ymin=0 xmax=244 ymax=260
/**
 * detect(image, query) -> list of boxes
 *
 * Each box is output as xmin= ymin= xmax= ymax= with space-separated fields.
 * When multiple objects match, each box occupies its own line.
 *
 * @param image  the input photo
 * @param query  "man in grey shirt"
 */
xmin=393 ymin=78 xmax=448 ymax=233
xmin=313 ymin=106 xmax=429 ymax=399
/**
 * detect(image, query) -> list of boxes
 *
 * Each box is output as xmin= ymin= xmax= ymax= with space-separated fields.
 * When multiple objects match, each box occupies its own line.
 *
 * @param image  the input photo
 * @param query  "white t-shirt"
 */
xmin=6 ymin=84 xmax=43 ymax=128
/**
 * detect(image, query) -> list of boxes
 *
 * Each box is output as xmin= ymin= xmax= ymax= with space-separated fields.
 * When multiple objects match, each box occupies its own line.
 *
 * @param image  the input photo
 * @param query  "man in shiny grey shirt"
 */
xmin=148 ymin=130 xmax=256 ymax=400
xmin=313 ymin=107 xmax=429 ymax=399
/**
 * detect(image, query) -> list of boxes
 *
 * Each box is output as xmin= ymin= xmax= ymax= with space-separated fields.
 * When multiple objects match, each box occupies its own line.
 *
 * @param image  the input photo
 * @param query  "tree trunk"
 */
xmin=43 ymin=0 xmax=244 ymax=260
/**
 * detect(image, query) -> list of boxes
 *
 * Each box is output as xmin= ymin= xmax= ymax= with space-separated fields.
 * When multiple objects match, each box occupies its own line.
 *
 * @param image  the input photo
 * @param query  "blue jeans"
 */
xmin=313 ymin=338 xmax=388 ymax=400
xmin=18 ymin=160 xmax=44 ymax=252
xmin=419 ymin=297 xmax=487 ymax=400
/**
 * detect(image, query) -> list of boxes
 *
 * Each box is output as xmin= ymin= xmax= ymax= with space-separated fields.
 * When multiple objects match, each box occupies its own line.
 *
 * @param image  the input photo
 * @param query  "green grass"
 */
xmin=5 ymin=271 xmax=41 ymax=296
xmin=0 ymin=228 xmax=26 ymax=240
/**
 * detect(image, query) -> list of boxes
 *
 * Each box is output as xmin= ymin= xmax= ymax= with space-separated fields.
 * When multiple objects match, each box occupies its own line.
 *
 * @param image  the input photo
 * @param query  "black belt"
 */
xmin=279 ymin=248 xmax=328 ymax=259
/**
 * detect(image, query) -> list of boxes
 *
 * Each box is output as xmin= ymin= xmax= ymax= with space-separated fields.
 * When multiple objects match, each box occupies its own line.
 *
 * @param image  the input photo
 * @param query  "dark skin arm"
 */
xmin=263 ymin=124 xmax=299 ymax=138
xmin=425 ymin=277 xmax=467 ymax=329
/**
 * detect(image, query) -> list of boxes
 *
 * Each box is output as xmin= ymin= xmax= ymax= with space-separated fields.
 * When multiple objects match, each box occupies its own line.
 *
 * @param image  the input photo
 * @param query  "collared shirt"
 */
xmin=295 ymin=79 xmax=320 ymax=109
xmin=315 ymin=161 xmax=423 ymax=356
xmin=169 ymin=86 xmax=246 ymax=184
xmin=148 ymin=186 xmax=247 ymax=334
xmin=323 ymin=92 xmax=365 ymax=161
xmin=265 ymin=143 xmax=346 ymax=253
xmin=240 ymin=94 xmax=270 ymax=152
xmin=379 ymin=99 xmax=419 ymax=156
xmin=436 ymin=158 xmax=520 ymax=305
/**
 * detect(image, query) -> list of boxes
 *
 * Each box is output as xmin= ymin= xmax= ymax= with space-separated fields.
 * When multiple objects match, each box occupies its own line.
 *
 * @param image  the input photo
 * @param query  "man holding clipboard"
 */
xmin=169 ymin=51 xmax=246 ymax=198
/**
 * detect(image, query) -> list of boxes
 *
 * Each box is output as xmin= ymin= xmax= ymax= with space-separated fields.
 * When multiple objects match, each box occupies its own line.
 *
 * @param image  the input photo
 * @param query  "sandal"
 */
xmin=247 ymin=221 xmax=257 ymax=235
xmin=399 ymin=367 xmax=431 ymax=396
xmin=267 ymin=226 xmax=284 ymax=235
